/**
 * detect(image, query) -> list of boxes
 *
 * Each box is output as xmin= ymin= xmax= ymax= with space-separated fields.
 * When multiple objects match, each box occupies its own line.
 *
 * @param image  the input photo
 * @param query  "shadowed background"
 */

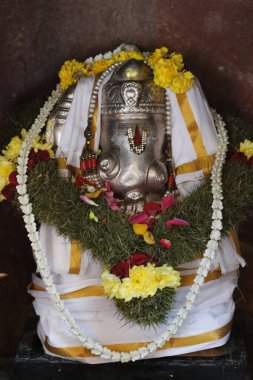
xmin=0 ymin=0 xmax=253 ymax=370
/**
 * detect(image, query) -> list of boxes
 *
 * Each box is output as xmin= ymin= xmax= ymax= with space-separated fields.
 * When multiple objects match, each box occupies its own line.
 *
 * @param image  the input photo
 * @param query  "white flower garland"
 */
xmin=84 ymin=43 xmax=147 ymax=65
xmin=16 ymin=86 xmax=228 ymax=363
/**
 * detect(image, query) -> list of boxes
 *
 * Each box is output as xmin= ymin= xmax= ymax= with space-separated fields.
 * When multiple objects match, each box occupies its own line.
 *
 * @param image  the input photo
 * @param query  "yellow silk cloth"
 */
xmin=44 ymin=320 xmax=232 ymax=358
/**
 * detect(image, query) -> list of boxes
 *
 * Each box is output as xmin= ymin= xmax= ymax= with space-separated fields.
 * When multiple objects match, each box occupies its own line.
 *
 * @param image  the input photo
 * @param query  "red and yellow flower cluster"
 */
xmin=230 ymin=139 xmax=253 ymax=167
xmin=0 ymin=129 xmax=54 ymax=201
xmin=102 ymin=253 xmax=181 ymax=302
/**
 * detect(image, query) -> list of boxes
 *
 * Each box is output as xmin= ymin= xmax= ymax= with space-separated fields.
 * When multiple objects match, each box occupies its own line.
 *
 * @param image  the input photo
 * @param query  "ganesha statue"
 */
xmin=98 ymin=59 xmax=168 ymax=211
xmin=27 ymin=44 xmax=245 ymax=364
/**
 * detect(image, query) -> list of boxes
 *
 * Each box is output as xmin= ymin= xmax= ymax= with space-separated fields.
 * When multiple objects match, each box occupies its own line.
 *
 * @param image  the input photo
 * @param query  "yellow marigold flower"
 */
xmin=0 ymin=156 xmax=16 ymax=192
xmin=153 ymin=58 xmax=178 ymax=88
xmin=170 ymin=52 xmax=184 ymax=71
xmin=169 ymin=71 xmax=194 ymax=93
xmin=116 ymin=278 xmax=134 ymax=302
xmin=101 ymin=270 xmax=121 ymax=299
xmin=3 ymin=130 xmax=54 ymax=163
xmin=143 ymin=230 xmax=155 ymax=244
xmin=148 ymin=47 xmax=168 ymax=68
xmin=133 ymin=223 xmax=148 ymax=235
xmin=2 ymin=136 xmax=23 ymax=161
xmin=127 ymin=263 xmax=159 ymax=300
xmin=0 ymin=176 xmax=6 ymax=193
xmin=32 ymin=135 xmax=54 ymax=157
xmin=101 ymin=263 xmax=181 ymax=302
xmin=113 ymin=50 xmax=143 ymax=63
xmin=91 ymin=59 xmax=113 ymax=75
xmin=126 ymin=50 xmax=144 ymax=61
xmin=59 ymin=60 xmax=88 ymax=90
xmin=239 ymin=139 xmax=253 ymax=159
xmin=157 ymin=265 xmax=181 ymax=289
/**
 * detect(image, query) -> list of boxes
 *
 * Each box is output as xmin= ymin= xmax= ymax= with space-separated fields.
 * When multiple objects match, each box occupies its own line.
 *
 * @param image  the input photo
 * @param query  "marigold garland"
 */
xmin=0 ymin=128 xmax=53 ymax=201
xmin=58 ymin=47 xmax=194 ymax=93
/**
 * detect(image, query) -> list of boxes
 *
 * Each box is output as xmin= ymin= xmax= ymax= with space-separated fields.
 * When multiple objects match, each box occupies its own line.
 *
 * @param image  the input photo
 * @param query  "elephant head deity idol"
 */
xmin=47 ymin=59 xmax=174 ymax=212
xmin=98 ymin=59 xmax=171 ymax=211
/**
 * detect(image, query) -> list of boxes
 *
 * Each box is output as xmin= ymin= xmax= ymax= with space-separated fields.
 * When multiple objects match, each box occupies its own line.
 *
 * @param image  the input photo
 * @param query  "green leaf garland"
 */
xmin=25 ymin=159 xmax=253 ymax=326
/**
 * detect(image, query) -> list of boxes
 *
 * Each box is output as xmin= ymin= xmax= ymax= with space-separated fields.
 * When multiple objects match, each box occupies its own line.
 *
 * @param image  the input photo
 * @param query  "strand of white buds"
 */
xmin=84 ymin=43 xmax=144 ymax=65
xmin=16 ymin=85 xmax=228 ymax=363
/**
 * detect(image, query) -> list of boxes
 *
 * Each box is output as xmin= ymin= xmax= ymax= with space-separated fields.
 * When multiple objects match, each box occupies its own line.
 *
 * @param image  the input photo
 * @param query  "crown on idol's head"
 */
xmin=101 ymin=59 xmax=166 ymax=116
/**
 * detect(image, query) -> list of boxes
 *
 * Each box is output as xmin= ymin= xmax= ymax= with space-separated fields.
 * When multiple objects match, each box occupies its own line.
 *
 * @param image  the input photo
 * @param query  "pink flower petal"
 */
xmin=165 ymin=218 xmax=190 ymax=228
xmin=147 ymin=217 xmax=156 ymax=228
xmin=106 ymin=197 xmax=120 ymax=205
xmin=161 ymin=195 xmax=175 ymax=211
xmin=105 ymin=191 xmax=114 ymax=199
xmin=109 ymin=204 xmax=121 ymax=211
xmin=160 ymin=239 xmax=172 ymax=249
xmin=80 ymin=195 xmax=99 ymax=206
xmin=129 ymin=213 xmax=149 ymax=224
xmin=104 ymin=182 xmax=111 ymax=192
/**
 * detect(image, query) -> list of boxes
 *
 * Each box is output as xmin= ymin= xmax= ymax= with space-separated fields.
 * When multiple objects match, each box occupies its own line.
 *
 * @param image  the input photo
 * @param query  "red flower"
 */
xmin=160 ymin=239 xmax=172 ymax=249
xmin=230 ymin=152 xmax=247 ymax=164
xmin=146 ymin=217 xmax=156 ymax=229
xmin=38 ymin=150 xmax=50 ymax=161
xmin=129 ymin=253 xmax=149 ymax=267
xmin=110 ymin=253 xmax=159 ymax=279
xmin=28 ymin=149 xmax=51 ymax=169
xmin=110 ymin=260 xmax=130 ymax=279
xmin=9 ymin=171 xmax=18 ymax=187
xmin=247 ymin=156 xmax=253 ymax=168
xmin=1 ymin=184 xmax=16 ymax=200
xmin=144 ymin=202 xmax=161 ymax=215
xmin=28 ymin=149 xmax=36 ymax=169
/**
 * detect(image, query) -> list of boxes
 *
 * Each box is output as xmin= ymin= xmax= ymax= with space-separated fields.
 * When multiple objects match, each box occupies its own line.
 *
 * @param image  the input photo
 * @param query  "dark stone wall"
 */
xmin=1 ymin=0 xmax=253 ymax=124
xmin=0 ymin=0 xmax=253 ymax=366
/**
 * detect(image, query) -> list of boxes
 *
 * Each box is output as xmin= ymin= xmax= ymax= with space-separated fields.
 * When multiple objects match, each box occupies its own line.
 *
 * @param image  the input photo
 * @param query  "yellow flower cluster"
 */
xmin=32 ymin=135 xmax=54 ymax=157
xmin=58 ymin=48 xmax=193 ymax=93
xmin=239 ymin=139 xmax=253 ymax=159
xmin=0 ymin=156 xmax=16 ymax=199
xmin=58 ymin=51 xmax=144 ymax=90
xmin=102 ymin=263 xmax=181 ymax=302
xmin=0 ymin=129 xmax=54 ymax=201
xmin=148 ymin=47 xmax=168 ymax=68
xmin=148 ymin=47 xmax=194 ymax=92
xmin=58 ymin=60 xmax=88 ymax=90
xmin=2 ymin=129 xmax=26 ymax=161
